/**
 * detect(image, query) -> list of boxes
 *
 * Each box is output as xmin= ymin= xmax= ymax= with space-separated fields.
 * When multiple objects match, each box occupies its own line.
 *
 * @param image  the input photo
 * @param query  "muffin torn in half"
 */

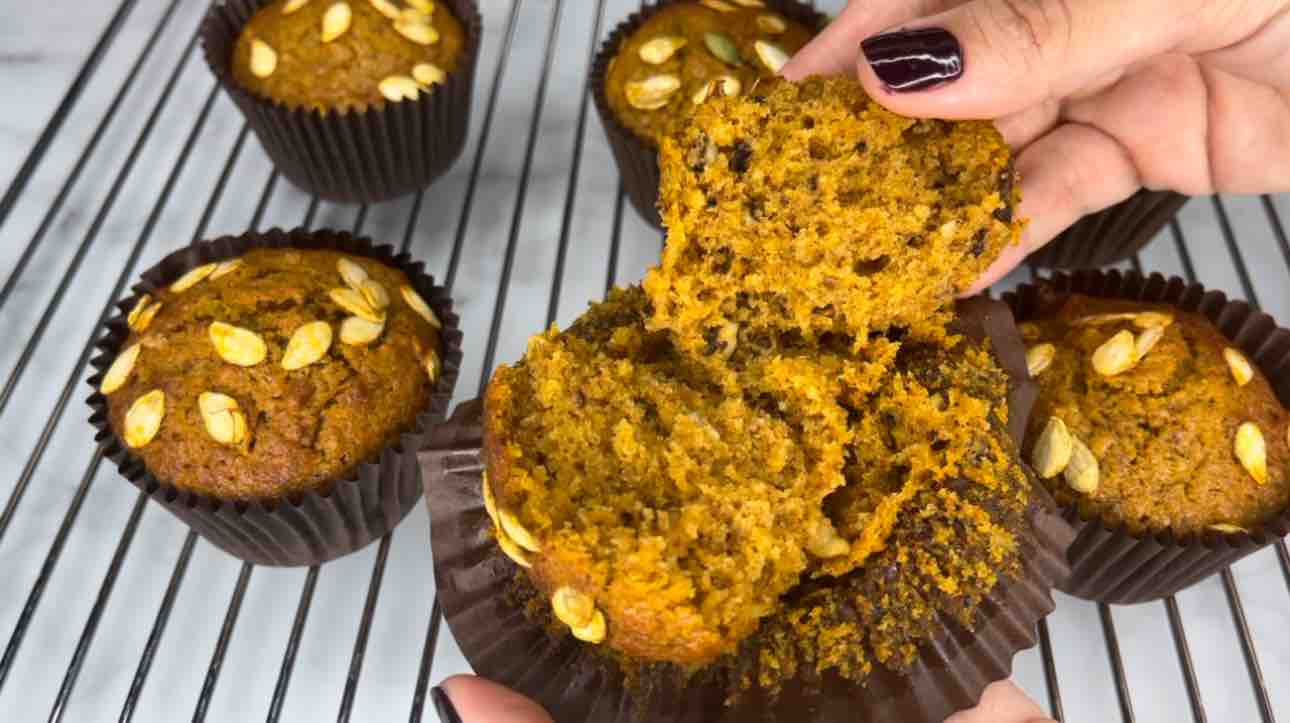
xmin=644 ymin=77 xmax=1022 ymax=353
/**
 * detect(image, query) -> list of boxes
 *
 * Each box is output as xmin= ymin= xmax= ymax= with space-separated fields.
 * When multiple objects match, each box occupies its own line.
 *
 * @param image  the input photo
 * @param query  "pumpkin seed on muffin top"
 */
xmin=231 ymin=0 xmax=467 ymax=111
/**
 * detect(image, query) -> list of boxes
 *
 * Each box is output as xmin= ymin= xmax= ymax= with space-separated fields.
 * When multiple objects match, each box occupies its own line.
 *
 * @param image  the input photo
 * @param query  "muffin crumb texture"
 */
xmin=484 ymin=287 xmax=1029 ymax=684
xmin=104 ymin=248 xmax=442 ymax=501
xmin=1023 ymin=295 xmax=1290 ymax=535
xmin=232 ymin=0 xmax=466 ymax=111
xmin=644 ymin=77 xmax=1023 ymax=354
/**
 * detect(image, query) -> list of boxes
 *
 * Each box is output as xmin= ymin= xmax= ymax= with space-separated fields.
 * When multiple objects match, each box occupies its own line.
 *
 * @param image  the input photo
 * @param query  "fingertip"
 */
xmin=438 ymin=675 xmax=554 ymax=723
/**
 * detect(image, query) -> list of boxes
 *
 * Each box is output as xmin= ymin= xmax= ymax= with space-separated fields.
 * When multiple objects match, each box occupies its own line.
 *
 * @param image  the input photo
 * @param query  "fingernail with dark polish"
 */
xmin=432 ymin=687 xmax=464 ymax=723
xmin=861 ymin=27 xmax=963 ymax=92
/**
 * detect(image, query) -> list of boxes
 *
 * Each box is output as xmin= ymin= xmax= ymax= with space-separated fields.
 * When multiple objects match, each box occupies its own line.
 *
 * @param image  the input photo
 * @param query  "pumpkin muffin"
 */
xmin=604 ymin=0 xmax=815 ymax=146
xmin=481 ymin=287 xmax=1030 ymax=673
xmin=1020 ymin=294 xmax=1290 ymax=535
xmin=100 ymin=248 xmax=446 ymax=501
xmin=231 ymin=0 xmax=467 ymax=111
xmin=643 ymin=77 xmax=1022 ymax=356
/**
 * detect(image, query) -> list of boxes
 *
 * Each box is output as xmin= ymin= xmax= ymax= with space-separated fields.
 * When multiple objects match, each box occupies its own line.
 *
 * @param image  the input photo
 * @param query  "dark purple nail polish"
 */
xmin=861 ymin=27 xmax=963 ymax=92
xmin=432 ymin=687 xmax=464 ymax=723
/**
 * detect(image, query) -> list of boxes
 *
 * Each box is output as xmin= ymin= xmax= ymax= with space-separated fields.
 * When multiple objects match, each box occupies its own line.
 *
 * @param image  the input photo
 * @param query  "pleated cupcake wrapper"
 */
xmin=1004 ymin=269 xmax=1290 ymax=603
xmin=421 ymin=299 xmax=1075 ymax=722
xmin=85 ymin=228 xmax=464 ymax=566
xmin=1028 ymin=190 xmax=1190 ymax=270
xmin=591 ymin=0 xmax=830 ymax=229
xmin=201 ymin=0 xmax=481 ymax=204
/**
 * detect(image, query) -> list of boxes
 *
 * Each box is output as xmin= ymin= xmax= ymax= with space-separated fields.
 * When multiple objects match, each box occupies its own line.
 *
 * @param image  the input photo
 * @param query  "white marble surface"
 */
xmin=0 ymin=0 xmax=1287 ymax=721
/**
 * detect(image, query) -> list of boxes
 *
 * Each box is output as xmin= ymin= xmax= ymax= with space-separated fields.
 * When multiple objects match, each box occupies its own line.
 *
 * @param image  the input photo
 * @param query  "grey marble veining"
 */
xmin=0 ymin=1 xmax=1287 ymax=721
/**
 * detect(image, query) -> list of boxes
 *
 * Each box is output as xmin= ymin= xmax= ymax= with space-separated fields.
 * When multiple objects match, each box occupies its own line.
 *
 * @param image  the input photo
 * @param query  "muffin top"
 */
xmin=604 ymin=1 xmax=815 ymax=145
xmin=1022 ymin=294 xmax=1290 ymax=535
xmin=644 ymin=76 xmax=1022 ymax=355
xmin=482 ymin=288 xmax=1029 ymax=674
xmin=231 ymin=0 xmax=467 ymax=111
xmin=101 ymin=248 xmax=445 ymax=501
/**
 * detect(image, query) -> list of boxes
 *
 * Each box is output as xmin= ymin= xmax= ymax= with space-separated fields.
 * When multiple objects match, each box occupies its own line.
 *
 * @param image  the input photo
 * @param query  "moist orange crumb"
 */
xmin=1023 ymin=295 xmax=1290 ymax=535
xmin=643 ymin=77 xmax=1022 ymax=354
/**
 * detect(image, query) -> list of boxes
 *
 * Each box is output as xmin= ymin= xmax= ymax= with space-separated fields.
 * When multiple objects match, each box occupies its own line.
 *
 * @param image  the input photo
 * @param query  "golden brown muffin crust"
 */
xmin=1024 ymin=295 xmax=1290 ymax=534
xmin=104 ymin=248 xmax=442 ymax=501
xmin=643 ymin=77 xmax=1022 ymax=355
xmin=232 ymin=0 xmax=466 ymax=111
xmin=605 ymin=1 xmax=815 ymax=145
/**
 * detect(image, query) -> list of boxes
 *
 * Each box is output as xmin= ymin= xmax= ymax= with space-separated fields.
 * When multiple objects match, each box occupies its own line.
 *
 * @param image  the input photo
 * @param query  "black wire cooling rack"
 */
xmin=0 ymin=0 xmax=1286 ymax=720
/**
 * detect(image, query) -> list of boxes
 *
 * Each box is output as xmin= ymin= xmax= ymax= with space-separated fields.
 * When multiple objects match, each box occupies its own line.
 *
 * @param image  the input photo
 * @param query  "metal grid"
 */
xmin=0 ymin=0 xmax=1286 ymax=720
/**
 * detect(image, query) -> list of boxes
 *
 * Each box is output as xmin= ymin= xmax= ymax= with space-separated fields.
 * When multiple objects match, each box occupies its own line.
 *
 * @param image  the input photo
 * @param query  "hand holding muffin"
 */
xmin=783 ymin=0 xmax=1290 ymax=285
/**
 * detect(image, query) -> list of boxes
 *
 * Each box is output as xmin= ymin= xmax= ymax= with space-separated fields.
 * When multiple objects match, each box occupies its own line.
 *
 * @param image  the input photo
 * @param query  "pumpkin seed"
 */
xmin=495 ymin=528 xmax=532 ymax=568
xmin=1133 ymin=311 xmax=1174 ymax=329
xmin=379 ymin=74 xmax=421 ymax=102
xmin=329 ymin=287 xmax=385 ymax=323
xmin=1017 ymin=322 xmax=1041 ymax=340
xmin=359 ymin=279 xmax=389 ymax=310
xmin=169 ymin=263 xmax=217 ymax=293
xmin=128 ymin=295 xmax=162 ymax=332
xmin=717 ymin=322 xmax=738 ymax=359
xmin=732 ymin=0 xmax=765 ymax=6
xmin=481 ymin=471 xmax=500 ymax=529
xmin=209 ymin=258 xmax=244 ymax=280
xmin=339 ymin=315 xmax=385 ymax=345
xmin=704 ymin=32 xmax=742 ymax=66
xmin=208 ymin=322 xmax=268 ymax=367
xmin=400 ymin=285 xmax=442 ymax=328
xmin=321 ymin=2 xmax=352 ymax=42
xmin=407 ymin=0 xmax=435 ymax=12
xmin=1026 ymin=343 xmax=1055 ymax=377
xmin=1235 ymin=422 xmax=1268 ymax=485
xmin=625 ymin=73 xmax=681 ymax=110
xmin=1072 ymin=312 xmax=1139 ymax=327
xmin=395 ymin=18 xmax=439 ymax=45
xmin=249 ymin=40 xmax=278 ymax=78
xmin=1031 ymin=417 xmax=1073 ymax=479
xmin=281 ymin=0 xmax=309 ymax=13
xmin=412 ymin=62 xmax=447 ymax=87
xmin=551 ymin=587 xmax=596 ymax=629
xmin=1133 ymin=325 xmax=1164 ymax=361
xmin=807 ymin=518 xmax=850 ymax=558
xmin=124 ymin=389 xmax=165 ymax=448
xmin=639 ymin=35 xmax=687 ymax=65
xmin=700 ymin=0 xmax=736 ymax=11
xmin=1064 ymin=436 xmax=1100 ymax=493
xmin=424 ymin=348 xmax=441 ymax=383
xmin=368 ymin=0 xmax=400 ymax=18
xmin=1224 ymin=347 xmax=1254 ymax=386
xmin=1208 ymin=523 xmax=1248 ymax=534
xmin=100 ymin=343 xmax=141 ymax=394
xmin=569 ymin=610 xmax=607 ymax=644
xmin=198 ymin=392 xmax=247 ymax=445
xmin=754 ymin=40 xmax=789 ymax=73
xmin=1091 ymin=329 xmax=1136 ymax=376
xmin=498 ymin=508 xmax=540 ymax=553
xmin=756 ymin=13 xmax=787 ymax=33
xmin=337 ymin=257 xmax=369 ymax=290
xmin=281 ymin=321 xmax=333 ymax=370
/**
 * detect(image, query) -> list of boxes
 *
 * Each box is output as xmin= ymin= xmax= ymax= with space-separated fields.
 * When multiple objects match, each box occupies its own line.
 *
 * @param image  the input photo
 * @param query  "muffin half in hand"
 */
xmin=202 ymin=0 xmax=482 ymax=202
xmin=88 ymin=228 xmax=461 ymax=565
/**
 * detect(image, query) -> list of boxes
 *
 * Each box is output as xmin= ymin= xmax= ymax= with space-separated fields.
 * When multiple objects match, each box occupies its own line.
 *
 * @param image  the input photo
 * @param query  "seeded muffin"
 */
xmin=643 ymin=77 xmax=1022 ymax=355
xmin=99 ymin=248 xmax=446 ymax=501
xmin=231 ymin=0 xmax=467 ymax=111
xmin=480 ymin=287 xmax=1031 ymax=673
xmin=604 ymin=0 xmax=815 ymax=146
xmin=1020 ymin=294 xmax=1290 ymax=535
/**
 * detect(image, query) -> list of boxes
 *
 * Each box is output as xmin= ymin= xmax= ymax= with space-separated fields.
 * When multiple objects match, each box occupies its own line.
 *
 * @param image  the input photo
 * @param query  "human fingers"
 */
xmin=434 ymin=675 xmax=554 ymax=723
xmin=852 ymin=0 xmax=1208 ymax=119
xmin=944 ymin=680 xmax=1056 ymax=723
xmin=781 ymin=0 xmax=947 ymax=80
xmin=965 ymin=120 xmax=1140 ymax=294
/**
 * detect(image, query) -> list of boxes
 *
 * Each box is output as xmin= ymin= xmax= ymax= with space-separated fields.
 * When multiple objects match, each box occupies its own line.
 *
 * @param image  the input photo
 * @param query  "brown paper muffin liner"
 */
xmin=1004 ymin=269 xmax=1290 ymax=603
xmin=591 ymin=0 xmax=829 ymax=229
xmin=85 ymin=228 xmax=463 ymax=566
xmin=1028 ymin=190 xmax=1190 ymax=269
xmin=201 ymin=0 xmax=481 ymax=204
xmin=422 ymin=299 xmax=1074 ymax=722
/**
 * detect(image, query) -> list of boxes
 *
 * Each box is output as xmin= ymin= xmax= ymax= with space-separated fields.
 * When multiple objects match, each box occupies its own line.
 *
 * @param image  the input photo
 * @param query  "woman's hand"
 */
xmin=782 ymin=0 xmax=1290 ymax=290
xmin=431 ymin=676 xmax=1054 ymax=723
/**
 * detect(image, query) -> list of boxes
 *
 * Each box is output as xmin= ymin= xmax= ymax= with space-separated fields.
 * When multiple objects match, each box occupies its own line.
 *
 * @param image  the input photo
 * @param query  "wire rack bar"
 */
xmin=1099 ymin=604 xmax=1136 ymax=722
xmin=338 ymin=533 xmax=392 ymax=721
xmin=267 ymin=566 xmax=320 ymax=723
xmin=1036 ymin=618 xmax=1064 ymax=721
xmin=0 ymin=0 xmax=140 ymax=232
xmin=193 ymin=563 xmax=254 ymax=722
xmin=119 ymin=532 xmax=198 ymax=723
xmin=1163 ymin=595 xmax=1208 ymax=723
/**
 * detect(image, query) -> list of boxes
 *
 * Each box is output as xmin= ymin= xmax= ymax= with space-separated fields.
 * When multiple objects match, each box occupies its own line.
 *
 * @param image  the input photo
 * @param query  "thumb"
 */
xmin=855 ymin=0 xmax=1195 ymax=119
xmin=434 ymin=675 xmax=554 ymax=723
